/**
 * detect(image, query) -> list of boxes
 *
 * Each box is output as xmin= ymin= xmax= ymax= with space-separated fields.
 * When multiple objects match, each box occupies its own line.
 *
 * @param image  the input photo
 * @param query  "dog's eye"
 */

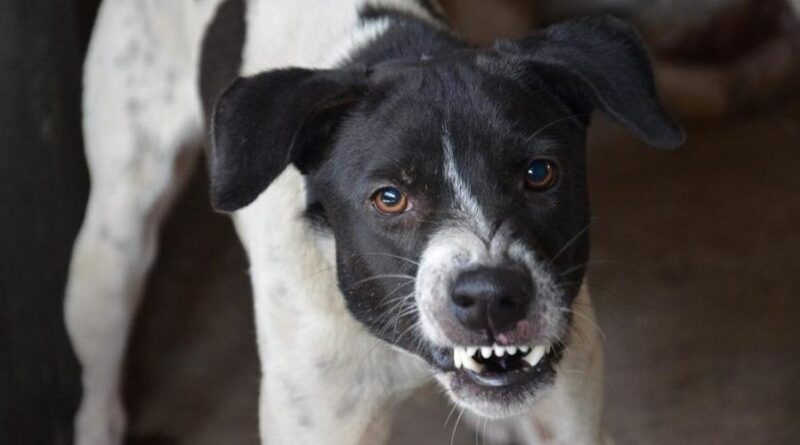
xmin=525 ymin=159 xmax=558 ymax=190
xmin=372 ymin=186 xmax=410 ymax=215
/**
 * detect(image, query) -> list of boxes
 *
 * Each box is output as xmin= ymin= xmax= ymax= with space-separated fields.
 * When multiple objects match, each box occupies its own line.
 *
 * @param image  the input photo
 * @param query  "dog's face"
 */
xmin=210 ymin=17 xmax=682 ymax=417
xmin=307 ymin=65 xmax=591 ymax=415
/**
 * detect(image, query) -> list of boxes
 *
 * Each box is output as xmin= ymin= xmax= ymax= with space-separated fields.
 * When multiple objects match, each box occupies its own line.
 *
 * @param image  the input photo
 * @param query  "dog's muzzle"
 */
xmin=415 ymin=228 xmax=569 ymax=416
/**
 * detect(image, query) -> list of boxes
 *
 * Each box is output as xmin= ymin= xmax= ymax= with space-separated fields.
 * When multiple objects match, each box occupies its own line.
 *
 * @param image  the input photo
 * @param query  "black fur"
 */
xmin=210 ymin=68 xmax=366 ymax=211
xmin=199 ymin=0 xmax=245 ymax=123
xmin=493 ymin=15 xmax=684 ymax=148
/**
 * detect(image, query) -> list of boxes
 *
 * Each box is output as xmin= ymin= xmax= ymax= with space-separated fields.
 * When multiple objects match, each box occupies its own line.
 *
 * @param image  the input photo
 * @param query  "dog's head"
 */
xmin=209 ymin=16 xmax=682 ymax=417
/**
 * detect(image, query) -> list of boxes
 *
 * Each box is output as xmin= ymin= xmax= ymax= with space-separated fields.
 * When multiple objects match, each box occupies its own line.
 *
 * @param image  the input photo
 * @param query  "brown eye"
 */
xmin=524 ymin=159 xmax=558 ymax=190
xmin=372 ymin=186 xmax=409 ymax=215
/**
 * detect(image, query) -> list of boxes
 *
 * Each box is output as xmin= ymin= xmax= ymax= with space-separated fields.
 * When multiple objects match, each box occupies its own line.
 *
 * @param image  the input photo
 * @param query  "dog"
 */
xmin=65 ymin=0 xmax=683 ymax=443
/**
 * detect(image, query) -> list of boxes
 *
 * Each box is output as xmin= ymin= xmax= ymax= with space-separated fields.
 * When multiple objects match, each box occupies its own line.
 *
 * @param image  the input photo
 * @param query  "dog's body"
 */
xmin=66 ymin=1 xmax=681 ymax=444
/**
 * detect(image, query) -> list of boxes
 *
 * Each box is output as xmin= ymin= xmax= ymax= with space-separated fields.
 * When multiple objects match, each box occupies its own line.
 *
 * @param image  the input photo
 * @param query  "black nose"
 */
xmin=450 ymin=266 xmax=532 ymax=334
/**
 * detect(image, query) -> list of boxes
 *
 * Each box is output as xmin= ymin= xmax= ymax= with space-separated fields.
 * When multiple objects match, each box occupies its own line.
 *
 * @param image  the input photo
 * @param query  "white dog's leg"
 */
xmin=65 ymin=1 xmax=219 ymax=443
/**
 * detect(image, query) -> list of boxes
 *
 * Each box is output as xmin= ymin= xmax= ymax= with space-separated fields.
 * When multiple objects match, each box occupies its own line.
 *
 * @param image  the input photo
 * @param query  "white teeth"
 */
xmin=453 ymin=347 xmax=463 ymax=369
xmin=522 ymin=345 xmax=547 ymax=368
xmin=455 ymin=343 xmax=551 ymax=372
xmin=453 ymin=347 xmax=483 ymax=373
xmin=461 ymin=351 xmax=484 ymax=373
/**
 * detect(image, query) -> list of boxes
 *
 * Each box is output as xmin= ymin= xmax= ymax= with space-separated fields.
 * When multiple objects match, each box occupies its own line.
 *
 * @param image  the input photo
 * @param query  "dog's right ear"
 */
xmin=209 ymin=68 xmax=366 ymax=212
xmin=493 ymin=15 xmax=684 ymax=149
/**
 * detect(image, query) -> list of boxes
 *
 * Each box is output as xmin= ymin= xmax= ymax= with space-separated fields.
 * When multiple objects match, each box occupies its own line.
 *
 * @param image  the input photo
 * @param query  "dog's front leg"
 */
xmin=257 ymin=330 xmax=426 ymax=445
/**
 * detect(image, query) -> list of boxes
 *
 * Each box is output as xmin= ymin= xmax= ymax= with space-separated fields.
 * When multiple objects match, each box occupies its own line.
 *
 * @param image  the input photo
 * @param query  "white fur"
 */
xmin=442 ymin=130 xmax=492 ymax=237
xmin=68 ymin=0 xmax=609 ymax=444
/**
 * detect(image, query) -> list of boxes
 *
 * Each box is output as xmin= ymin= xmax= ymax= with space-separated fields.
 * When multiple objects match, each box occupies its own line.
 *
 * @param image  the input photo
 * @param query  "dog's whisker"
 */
xmin=377 ymin=281 xmax=416 ymax=306
xmin=360 ymin=252 xmax=420 ymax=266
xmin=475 ymin=413 xmax=480 ymax=445
xmin=347 ymin=274 xmax=415 ymax=288
xmin=443 ymin=403 xmax=459 ymax=429
xmin=392 ymin=319 xmax=421 ymax=344
xmin=379 ymin=302 xmax=416 ymax=340
xmin=548 ymin=222 xmax=592 ymax=266
xmin=375 ymin=291 xmax=415 ymax=328
xmin=571 ymin=309 xmax=606 ymax=342
xmin=450 ymin=407 xmax=466 ymax=445
xmin=585 ymin=282 xmax=628 ymax=304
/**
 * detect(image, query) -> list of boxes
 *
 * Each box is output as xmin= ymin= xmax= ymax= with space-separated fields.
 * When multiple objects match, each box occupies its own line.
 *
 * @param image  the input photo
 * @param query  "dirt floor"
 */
xmin=124 ymin=99 xmax=800 ymax=444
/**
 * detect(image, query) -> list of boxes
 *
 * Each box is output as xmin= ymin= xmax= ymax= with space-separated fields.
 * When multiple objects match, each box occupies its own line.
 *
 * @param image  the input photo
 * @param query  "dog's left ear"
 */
xmin=493 ymin=15 xmax=684 ymax=149
xmin=209 ymin=68 xmax=365 ymax=212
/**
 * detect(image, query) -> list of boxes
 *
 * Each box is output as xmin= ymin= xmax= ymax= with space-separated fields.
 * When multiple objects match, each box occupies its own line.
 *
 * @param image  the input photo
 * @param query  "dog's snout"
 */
xmin=450 ymin=266 xmax=532 ymax=335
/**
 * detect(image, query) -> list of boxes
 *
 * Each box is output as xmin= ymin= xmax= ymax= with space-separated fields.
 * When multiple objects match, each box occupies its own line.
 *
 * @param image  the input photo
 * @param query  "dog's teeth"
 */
xmin=480 ymin=347 xmax=492 ymax=359
xmin=519 ymin=345 xmax=530 ymax=354
xmin=522 ymin=345 xmax=547 ymax=367
xmin=466 ymin=346 xmax=478 ymax=357
xmin=506 ymin=346 xmax=517 ymax=355
xmin=455 ymin=347 xmax=465 ymax=369
xmin=461 ymin=351 xmax=484 ymax=373
xmin=493 ymin=345 xmax=505 ymax=357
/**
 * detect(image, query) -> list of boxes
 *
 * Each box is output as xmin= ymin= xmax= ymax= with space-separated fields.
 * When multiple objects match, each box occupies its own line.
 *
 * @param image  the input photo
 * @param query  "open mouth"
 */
xmin=450 ymin=343 xmax=560 ymax=387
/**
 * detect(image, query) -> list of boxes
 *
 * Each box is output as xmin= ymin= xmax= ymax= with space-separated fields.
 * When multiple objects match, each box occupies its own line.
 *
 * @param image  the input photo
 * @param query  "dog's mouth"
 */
xmin=430 ymin=340 xmax=563 ymax=388
xmin=427 ymin=341 xmax=563 ymax=416
xmin=450 ymin=343 xmax=560 ymax=387
xmin=443 ymin=342 xmax=562 ymax=387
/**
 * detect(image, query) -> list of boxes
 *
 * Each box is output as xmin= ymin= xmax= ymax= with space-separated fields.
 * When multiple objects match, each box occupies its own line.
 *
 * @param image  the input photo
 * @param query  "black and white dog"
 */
xmin=65 ymin=0 xmax=683 ymax=443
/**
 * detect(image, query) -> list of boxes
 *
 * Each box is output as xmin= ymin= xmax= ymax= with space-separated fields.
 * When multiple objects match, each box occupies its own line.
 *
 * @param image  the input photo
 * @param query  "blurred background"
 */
xmin=1 ymin=0 xmax=798 ymax=444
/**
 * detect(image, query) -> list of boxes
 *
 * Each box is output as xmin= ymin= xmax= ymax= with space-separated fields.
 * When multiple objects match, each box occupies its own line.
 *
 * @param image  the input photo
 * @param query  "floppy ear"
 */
xmin=494 ymin=15 xmax=684 ymax=149
xmin=209 ymin=68 xmax=365 ymax=212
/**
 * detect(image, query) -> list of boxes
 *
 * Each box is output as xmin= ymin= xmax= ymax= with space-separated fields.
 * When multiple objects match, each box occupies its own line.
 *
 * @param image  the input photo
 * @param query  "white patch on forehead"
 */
xmin=441 ymin=129 xmax=491 ymax=237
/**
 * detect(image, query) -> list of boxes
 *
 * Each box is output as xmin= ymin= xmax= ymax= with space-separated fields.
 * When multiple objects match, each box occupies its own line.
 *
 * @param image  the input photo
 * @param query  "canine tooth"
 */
xmin=466 ymin=346 xmax=478 ymax=357
xmin=454 ymin=348 xmax=463 ymax=369
xmin=506 ymin=346 xmax=518 ymax=355
xmin=523 ymin=345 xmax=546 ymax=367
xmin=519 ymin=345 xmax=530 ymax=354
xmin=480 ymin=347 xmax=492 ymax=359
xmin=493 ymin=345 xmax=505 ymax=356
xmin=461 ymin=352 xmax=485 ymax=373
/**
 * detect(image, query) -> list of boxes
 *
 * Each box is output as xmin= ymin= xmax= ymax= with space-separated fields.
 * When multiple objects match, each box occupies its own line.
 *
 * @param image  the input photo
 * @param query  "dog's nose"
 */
xmin=450 ymin=266 xmax=532 ymax=334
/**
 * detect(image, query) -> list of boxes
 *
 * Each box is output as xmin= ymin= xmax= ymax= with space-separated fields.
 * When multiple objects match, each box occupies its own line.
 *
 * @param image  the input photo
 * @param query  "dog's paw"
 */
xmin=74 ymin=396 xmax=126 ymax=445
